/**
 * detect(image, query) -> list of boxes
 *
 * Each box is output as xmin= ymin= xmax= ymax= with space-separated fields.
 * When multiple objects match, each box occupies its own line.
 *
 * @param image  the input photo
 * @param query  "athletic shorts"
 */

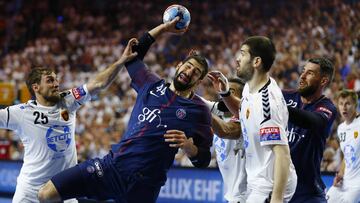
xmin=51 ymin=153 xmax=162 ymax=203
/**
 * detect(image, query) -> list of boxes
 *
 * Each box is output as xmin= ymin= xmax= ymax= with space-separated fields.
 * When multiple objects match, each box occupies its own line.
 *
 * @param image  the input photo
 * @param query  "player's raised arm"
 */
xmin=86 ymin=38 xmax=138 ymax=95
xmin=208 ymin=71 xmax=241 ymax=116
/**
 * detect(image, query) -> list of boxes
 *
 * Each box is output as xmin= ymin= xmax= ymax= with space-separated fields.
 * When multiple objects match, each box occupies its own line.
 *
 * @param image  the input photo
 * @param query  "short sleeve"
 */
xmin=61 ymin=84 xmax=92 ymax=112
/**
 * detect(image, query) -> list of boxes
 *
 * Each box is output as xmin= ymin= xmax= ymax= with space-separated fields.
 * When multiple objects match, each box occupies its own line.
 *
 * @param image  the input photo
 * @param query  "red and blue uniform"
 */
xmin=50 ymin=33 xmax=212 ymax=203
xmin=283 ymin=90 xmax=337 ymax=203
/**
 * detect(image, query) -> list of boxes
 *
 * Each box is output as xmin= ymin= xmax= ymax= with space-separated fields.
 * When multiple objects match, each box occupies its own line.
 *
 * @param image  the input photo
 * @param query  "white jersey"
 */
xmin=200 ymin=97 xmax=247 ymax=202
xmin=239 ymin=78 xmax=296 ymax=195
xmin=214 ymin=124 xmax=247 ymax=202
xmin=0 ymin=85 xmax=91 ymax=201
xmin=337 ymin=116 xmax=360 ymax=187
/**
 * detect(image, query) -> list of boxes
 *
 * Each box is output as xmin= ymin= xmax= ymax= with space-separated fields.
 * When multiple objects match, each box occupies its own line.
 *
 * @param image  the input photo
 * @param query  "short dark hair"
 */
xmin=338 ymin=89 xmax=358 ymax=107
xmin=308 ymin=57 xmax=334 ymax=85
xmin=26 ymin=68 xmax=54 ymax=96
xmin=242 ymin=36 xmax=276 ymax=72
xmin=228 ymin=78 xmax=245 ymax=86
xmin=183 ymin=52 xmax=209 ymax=79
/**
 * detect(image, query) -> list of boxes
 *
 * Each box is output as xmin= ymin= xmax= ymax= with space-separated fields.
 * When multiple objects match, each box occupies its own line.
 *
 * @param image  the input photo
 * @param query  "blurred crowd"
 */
xmin=0 ymin=0 xmax=359 ymax=172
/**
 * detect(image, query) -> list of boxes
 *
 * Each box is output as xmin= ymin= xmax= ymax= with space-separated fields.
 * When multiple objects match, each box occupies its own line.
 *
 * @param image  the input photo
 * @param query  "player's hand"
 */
xmin=164 ymin=130 xmax=187 ymax=148
xmin=162 ymin=17 xmax=188 ymax=34
xmin=207 ymin=71 xmax=229 ymax=94
xmin=164 ymin=130 xmax=197 ymax=156
xmin=117 ymin=38 xmax=138 ymax=64
xmin=333 ymin=173 xmax=343 ymax=187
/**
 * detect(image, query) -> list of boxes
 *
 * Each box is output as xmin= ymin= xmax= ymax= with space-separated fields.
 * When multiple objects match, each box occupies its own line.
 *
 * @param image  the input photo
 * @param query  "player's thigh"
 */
xmin=13 ymin=183 xmax=39 ymax=203
xmin=51 ymin=158 xmax=117 ymax=201
xmin=326 ymin=186 xmax=343 ymax=203
xmin=125 ymin=181 xmax=162 ymax=203
xmin=246 ymin=190 xmax=268 ymax=203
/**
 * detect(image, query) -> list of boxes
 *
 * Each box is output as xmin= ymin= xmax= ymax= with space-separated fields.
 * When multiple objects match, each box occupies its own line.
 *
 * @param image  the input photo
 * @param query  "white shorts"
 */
xmin=246 ymin=172 xmax=297 ymax=203
xmin=326 ymin=185 xmax=360 ymax=203
xmin=13 ymin=180 xmax=78 ymax=203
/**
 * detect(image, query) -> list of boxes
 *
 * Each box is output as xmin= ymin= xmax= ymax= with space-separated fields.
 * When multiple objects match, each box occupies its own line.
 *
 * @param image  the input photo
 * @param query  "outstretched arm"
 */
xmin=212 ymin=114 xmax=241 ymax=139
xmin=129 ymin=17 xmax=187 ymax=62
xmin=86 ymin=38 xmax=138 ymax=95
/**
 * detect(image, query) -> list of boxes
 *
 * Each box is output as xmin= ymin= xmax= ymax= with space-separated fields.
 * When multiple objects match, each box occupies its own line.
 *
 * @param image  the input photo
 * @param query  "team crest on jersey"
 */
xmin=260 ymin=127 xmax=281 ymax=142
xmin=176 ymin=108 xmax=186 ymax=119
xmin=61 ymin=110 xmax=69 ymax=121
xmin=355 ymin=131 xmax=359 ymax=139
xmin=246 ymin=108 xmax=250 ymax=119
xmin=71 ymin=86 xmax=86 ymax=100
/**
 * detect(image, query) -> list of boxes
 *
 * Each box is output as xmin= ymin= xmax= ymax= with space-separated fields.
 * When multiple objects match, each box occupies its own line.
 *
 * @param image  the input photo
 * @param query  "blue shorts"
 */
xmin=289 ymin=192 xmax=326 ymax=203
xmin=51 ymin=153 xmax=162 ymax=203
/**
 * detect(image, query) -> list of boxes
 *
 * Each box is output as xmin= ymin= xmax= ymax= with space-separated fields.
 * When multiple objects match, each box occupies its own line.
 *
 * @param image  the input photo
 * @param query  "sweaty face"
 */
xmin=236 ymin=45 xmax=254 ymax=82
xmin=298 ymin=62 xmax=322 ymax=97
xmin=173 ymin=58 xmax=204 ymax=91
xmin=36 ymin=73 xmax=61 ymax=103
xmin=338 ymin=96 xmax=357 ymax=122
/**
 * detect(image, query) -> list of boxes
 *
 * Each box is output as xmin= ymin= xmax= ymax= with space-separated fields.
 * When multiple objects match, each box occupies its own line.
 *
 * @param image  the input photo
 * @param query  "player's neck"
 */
xmin=345 ymin=113 xmax=357 ymax=125
xmin=300 ymin=90 xmax=323 ymax=104
xmin=248 ymin=72 xmax=269 ymax=93
xmin=169 ymin=83 xmax=193 ymax=99
xmin=36 ymin=96 xmax=56 ymax=107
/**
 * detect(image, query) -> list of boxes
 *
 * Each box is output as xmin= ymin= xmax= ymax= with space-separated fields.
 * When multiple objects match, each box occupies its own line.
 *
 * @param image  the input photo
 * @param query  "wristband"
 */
xmin=220 ymin=90 xmax=231 ymax=98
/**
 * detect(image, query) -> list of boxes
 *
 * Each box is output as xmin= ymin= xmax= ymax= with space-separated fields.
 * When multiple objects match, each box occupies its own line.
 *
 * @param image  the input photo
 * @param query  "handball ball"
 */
xmin=163 ymin=4 xmax=191 ymax=30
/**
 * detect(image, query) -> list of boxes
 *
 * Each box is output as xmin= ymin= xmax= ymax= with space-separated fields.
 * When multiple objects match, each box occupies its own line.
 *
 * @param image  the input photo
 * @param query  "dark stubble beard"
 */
xmin=298 ymin=84 xmax=318 ymax=97
xmin=44 ymin=94 xmax=61 ymax=103
xmin=236 ymin=65 xmax=254 ymax=82
xmin=173 ymin=71 xmax=195 ymax=91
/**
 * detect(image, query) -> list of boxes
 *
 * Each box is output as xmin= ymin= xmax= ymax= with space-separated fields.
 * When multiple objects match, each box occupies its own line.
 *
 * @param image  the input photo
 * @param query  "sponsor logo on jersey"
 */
xmin=344 ymin=145 xmax=356 ymax=168
xmin=260 ymin=127 xmax=281 ymax=142
xmin=316 ymin=106 xmax=333 ymax=119
xmin=71 ymin=86 xmax=86 ymax=100
xmin=138 ymin=107 xmax=167 ymax=128
xmin=46 ymin=125 xmax=72 ymax=152
xmin=176 ymin=108 xmax=186 ymax=119
xmin=214 ymin=136 xmax=227 ymax=162
xmin=355 ymin=131 xmax=358 ymax=139
xmin=94 ymin=160 xmax=104 ymax=177
xmin=61 ymin=110 xmax=69 ymax=121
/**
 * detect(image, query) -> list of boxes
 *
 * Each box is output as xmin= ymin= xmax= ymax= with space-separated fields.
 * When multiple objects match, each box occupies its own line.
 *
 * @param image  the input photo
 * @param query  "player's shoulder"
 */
xmin=281 ymin=88 xmax=298 ymax=96
xmin=316 ymin=96 xmax=337 ymax=113
xmin=192 ymin=95 xmax=211 ymax=113
xmin=11 ymin=100 xmax=37 ymax=111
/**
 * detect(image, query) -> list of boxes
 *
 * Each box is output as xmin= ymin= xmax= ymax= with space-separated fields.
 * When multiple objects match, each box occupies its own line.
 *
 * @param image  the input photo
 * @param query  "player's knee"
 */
xmin=38 ymin=181 xmax=61 ymax=203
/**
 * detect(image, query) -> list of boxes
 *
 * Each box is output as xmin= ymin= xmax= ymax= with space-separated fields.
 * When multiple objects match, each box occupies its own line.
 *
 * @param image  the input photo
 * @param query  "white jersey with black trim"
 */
xmin=0 ymin=85 xmax=91 ymax=186
xmin=337 ymin=115 xmax=360 ymax=188
xmin=240 ymin=78 xmax=296 ymax=193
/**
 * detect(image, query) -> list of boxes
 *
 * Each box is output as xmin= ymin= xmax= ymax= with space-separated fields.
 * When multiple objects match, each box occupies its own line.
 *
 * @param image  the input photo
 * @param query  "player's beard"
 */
xmin=44 ymin=94 xmax=61 ymax=103
xmin=173 ymin=70 xmax=195 ymax=91
xmin=236 ymin=64 xmax=254 ymax=82
xmin=298 ymin=82 xmax=318 ymax=97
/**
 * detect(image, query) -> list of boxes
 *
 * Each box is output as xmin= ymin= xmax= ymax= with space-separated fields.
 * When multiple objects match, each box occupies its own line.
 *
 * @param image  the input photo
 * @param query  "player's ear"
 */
xmin=320 ymin=76 xmax=329 ymax=87
xmin=253 ymin=57 xmax=262 ymax=69
xmin=32 ymin=83 xmax=39 ymax=93
xmin=176 ymin=62 xmax=183 ymax=70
